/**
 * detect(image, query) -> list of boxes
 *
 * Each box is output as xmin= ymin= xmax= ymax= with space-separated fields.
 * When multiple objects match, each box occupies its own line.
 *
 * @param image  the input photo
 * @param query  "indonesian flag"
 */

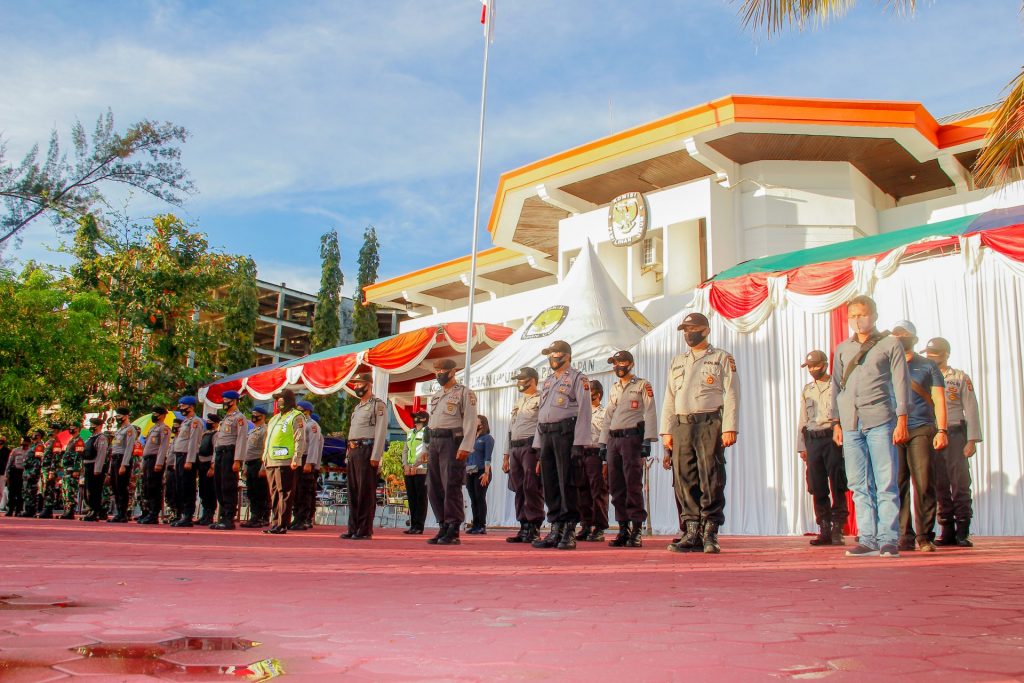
xmin=480 ymin=0 xmax=494 ymax=41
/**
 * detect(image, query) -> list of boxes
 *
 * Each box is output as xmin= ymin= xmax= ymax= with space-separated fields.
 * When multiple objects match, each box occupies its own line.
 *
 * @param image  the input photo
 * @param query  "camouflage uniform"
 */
xmin=38 ymin=437 xmax=62 ymax=515
xmin=61 ymin=434 xmax=85 ymax=516
xmin=22 ymin=440 xmax=43 ymax=516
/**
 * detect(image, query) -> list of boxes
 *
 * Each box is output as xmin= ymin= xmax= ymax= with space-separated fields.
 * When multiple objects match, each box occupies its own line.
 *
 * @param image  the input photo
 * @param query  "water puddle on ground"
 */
xmin=72 ymin=636 xmax=285 ymax=680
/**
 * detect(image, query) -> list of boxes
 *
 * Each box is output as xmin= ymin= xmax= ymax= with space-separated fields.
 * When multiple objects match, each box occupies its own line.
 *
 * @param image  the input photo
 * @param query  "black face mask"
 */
xmin=436 ymin=371 xmax=451 ymax=386
xmin=684 ymin=330 xmax=706 ymax=347
xmin=516 ymin=381 xmax=532 ymax=393
xmin=613 ymin=365 xmax=632 ymax=378
xmin=898 ymin=336 xmax=915 ymax=352
xmin=809 ymin=368 xmax=827 ymax=381
xmin=548 ymin=355 xmax=567 ymax=371
xmin=354 ymin=386 xmax=369 ymax=398
xmin=151 ymin=414 xmax=160 ymax=424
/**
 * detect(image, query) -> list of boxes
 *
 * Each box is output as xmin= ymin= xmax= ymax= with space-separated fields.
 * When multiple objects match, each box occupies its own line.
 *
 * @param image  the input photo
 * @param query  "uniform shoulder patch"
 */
xmin=966 ymin=378 xmax=974 ymax=392
xmin=727 ymin=355 xmax=737 ymax=372
xmin=311 ymin=424 xmax=319 ymax=433
xmin=468 ymin=390 xmax=477 ymax=407
xmin=582 ymin=379 xmax=590 ymax=391
xmin=644 ymin=382 xmax=653 ymax=398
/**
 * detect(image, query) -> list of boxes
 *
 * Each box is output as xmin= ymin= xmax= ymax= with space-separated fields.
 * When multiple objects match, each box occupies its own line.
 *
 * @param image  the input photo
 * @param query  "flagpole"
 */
xmin=463 ymin=0 xmax=493 ymax=388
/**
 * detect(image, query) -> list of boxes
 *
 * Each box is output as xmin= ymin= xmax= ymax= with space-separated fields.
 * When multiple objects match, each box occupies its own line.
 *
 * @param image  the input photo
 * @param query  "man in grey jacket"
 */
xmin=831 ymin=295 xmax=911 ymax=558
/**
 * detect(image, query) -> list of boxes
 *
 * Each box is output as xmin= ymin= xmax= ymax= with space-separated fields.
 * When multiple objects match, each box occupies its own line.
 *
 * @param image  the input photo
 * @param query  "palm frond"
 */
xmin=973 ymin=67 xmax=1024 ymax=189
xmin=738 ymin=0 xmax=916 ymax=37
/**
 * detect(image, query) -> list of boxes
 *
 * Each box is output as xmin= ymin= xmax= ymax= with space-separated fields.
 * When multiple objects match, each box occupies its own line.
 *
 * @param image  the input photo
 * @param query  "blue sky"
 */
xmin=2 ymin=1 xmax=1021 ymax=295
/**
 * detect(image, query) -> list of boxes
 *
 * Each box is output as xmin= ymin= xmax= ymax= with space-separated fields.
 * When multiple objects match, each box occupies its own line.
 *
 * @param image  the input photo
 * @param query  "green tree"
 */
xmin=352 ymin=225 xmax=381 ymax=343
xmin=0 ymin=265 xmax=116 ymax=436
xmin=0 ymin=110 xmax=194 ymax=250
xmin=221 ymin=257 xmax=259 ymax=374
xmin=310 ymin=229 xmax=346 ymax=433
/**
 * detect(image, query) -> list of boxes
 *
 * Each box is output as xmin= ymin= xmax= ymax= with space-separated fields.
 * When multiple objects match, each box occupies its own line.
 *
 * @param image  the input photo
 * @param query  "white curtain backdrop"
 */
xmin=477 ymin=251 xmax=1024 ymax=536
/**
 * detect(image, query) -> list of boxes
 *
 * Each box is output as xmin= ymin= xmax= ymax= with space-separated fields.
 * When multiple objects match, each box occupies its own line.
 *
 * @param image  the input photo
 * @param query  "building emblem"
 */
xmin=622 ymin=306 xmax=654 ymax=333
xmin=522 ymin=305 xmax=568 ymax=339
xmin=608 ymin=191 xmax=648 ymax=246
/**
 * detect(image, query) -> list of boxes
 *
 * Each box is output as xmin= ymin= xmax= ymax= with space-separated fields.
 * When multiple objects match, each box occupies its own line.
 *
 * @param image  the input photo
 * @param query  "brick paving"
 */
xmin=1 ymin=518 xmax=1022 ymax=681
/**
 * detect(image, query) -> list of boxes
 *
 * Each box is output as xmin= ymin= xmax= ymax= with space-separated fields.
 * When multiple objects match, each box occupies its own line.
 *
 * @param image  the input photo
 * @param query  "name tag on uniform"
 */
xmin=631 ymin=400 xmax=639 ymax=409
xmin=273 ymin=447 xmax=289 ymax=457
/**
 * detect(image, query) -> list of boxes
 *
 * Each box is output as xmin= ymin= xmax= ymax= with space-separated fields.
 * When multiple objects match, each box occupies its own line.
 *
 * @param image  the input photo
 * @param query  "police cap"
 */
xmin=513 ymin=367 xmax=539 ymax=381
xmin=677 ymin=312 xmax=710 ymax=330
xmin=541 ymin=340 xmax=571 ymax=356
xmin=801 ymin=350 xmax=829 ymax=368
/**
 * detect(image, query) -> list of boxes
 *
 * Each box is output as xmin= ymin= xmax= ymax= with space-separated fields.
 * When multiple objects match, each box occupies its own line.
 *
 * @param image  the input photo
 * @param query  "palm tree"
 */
xmin=738 ymin=0 xmax=1023 ymax=188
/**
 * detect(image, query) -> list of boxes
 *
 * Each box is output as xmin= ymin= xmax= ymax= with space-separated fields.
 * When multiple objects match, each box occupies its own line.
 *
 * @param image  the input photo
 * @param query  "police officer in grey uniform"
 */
xmin=575 ymin=380 xmax=609 ymax=542
xmin=601 ymin=350 xmax=659 ymax=548
xmin=923 ymin=337 xmax=981 ymax=547
xmin=107 ymin=407 xmax=138 ymax=523
xmin=797 ymin=350 xmax=848 ymax=546
xmin=171 ymin=396 xmax=205 ymax=527
xmin=293 ymin=404 xmax=324 ymax=530
xmin=211 ymin=391 xmax=248 ymax=530
xmin=660 ymin=313 xmax=739 ymax=554
xmin=82 ymin=417 xmax=110 ymax=521
xmin=503 ymin=367 xmax=544 ymax=544
xmin=241 ymin=407 xmax=270 ymax=527
xmin=425 ymin=358 xmax=478 ymax=546
xmin=342 ymin=374 xmax=388 ymax=540
xmin=138 ymin=406 xmax=171 ymax=524
xmin=532 ymin=340 xmax=593 ymax=551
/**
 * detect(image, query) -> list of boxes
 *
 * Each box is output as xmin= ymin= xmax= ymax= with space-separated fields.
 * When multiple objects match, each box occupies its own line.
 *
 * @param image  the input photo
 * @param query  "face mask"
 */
xmin=809 ymin=368 xmax=826 ymax=381
xmin=548 ymin=355 xmax=567 ymax=371
xmin=516 ymin=381 xmax=531 ymax=393
xmin=436 ymin=371 xmax=451 ymax=386
xmin=152 ymin=414 xmax=160 ymax=424
xmin=613 ymin=365 xmax=632 ymax=378
xmin=684 ymin=330 xmax=706 ymax=347
xmin=898 ymin=336 xmax=915 ymax=352
xmin=354 ymin=386 xmax=368 ymax=398
xmin=850 ymin=318 xmax=873 ymax=335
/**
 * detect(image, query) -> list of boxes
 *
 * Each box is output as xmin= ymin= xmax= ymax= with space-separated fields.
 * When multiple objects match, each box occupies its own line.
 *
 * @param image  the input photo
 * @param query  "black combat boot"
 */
xmin=427 ymin=524 xmax=448 ymax=545
xmin=955 ymin=520 xmax=973 ymax=548
xmin=523 ymin=522 xmax=541 ymax=544
xmin=809 ymin=522 xmax=832 ymax=546
xmin=437 ymin=523 xmax=461 ymax=545
xmin=575 ymin=525 xmax=591 ymax=541
xmin=36 ymin=508 xmax=53 ymax=519
xmin=608 ymin=522 xmax=630 ymax=547
xmin=556 ymin=524 xmax=576 ymax=550
xmin=627 ymin=520 xmax=643 ymax=547
xmin=831 ymin=522 xmax=845 ymax=546
xmin=532 ymin=523 xmax=562 ymax=548
xmin=586 ymin=527 xmax=605 ymax=542
xmin=702 ymin=521 xmax=721 ymax=554
xmin=667 ymin=521 xmax=702 ymax=553
xmin=506 ymin=522 xmax=528 ymax=543
xmin=59 ymin=510 xmax=75 ymax=520
xmin=936 ymin=523 xmax=957 ymax=546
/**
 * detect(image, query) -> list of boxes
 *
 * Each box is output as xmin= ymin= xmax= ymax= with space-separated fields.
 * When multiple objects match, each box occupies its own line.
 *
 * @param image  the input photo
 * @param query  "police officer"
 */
xmin=138 ymin=407 xmax=171 ymax=524
xmin=291 ymin=400 xmax=321 ymax=531
xmin=660 ymin=313 xmax=739 ymax=554
xmin=575 ymin=379 xmax=609 ymax=542
xmin=210 ymin=391 xmax=247 ymax=530
xmin=106 ymin=408 xmax=137 ymax=523
xmin=532 ymin=340 xmax=593 ymax=551
xmin=4 ymin=436 xmax=30 ymax=517
xmin=923 ymin=337 xmax=981 ymax=547
xmin=22 ymin=430 xmax=45 ymax=517
xmin=240 ymin=406 xmax=270 ymax=528
xmin=601 ymin=350 xmax=659 ymax=548
xmin=403 ymin=411 xmax=429 ymax=535
xmin=170 ymin=396 xmax=204 ymax=527
xmin=503 ymin=367 xmax=544 ymax=544
xmin=194 ymin=414 xmax=220 ymax=526
xmin=342 ymin=374 xmax=388 ymax=540
xmin=59 ymin=424 xmax=85 ymax=519
xmin=81 ymin=417 xmax=110 ymax=521
xmin=797 ymin=350 xmax=848 ymax=546
xmin=425 ymin=359 xmax=478 ymax=546
xmin=262 ymin=389 xmax=306 ymax=534
xmin=36 ymin=423 xmax=64 ymax=518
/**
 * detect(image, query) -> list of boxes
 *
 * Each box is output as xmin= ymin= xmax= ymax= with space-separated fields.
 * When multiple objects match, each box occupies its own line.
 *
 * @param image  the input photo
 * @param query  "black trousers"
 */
xmin=404 ymin=473 xmax=428 ymax=530
xmin=6 ymin=469 xmax=24 ymax=514
xmin=671 ymin=416 xmax=727 ymax=526
xmin=804 ymin=433 xmax=849 ymax=528
xmin=347 ymin=446 xmax=377 ymax=536
xmin=427 ymin=435 xmax=467 ymax=526
xmin=933 ymin=425 xmax=974 ymax=524
xmin=83 ymin=464 xmax=106 ymax=517
xmin=173 ymin=453 xmax=197 ymax=519
xmin=466 ymin=470 xmax=488 ymax=528
xmin=575 ymin=450 xmax=609 ymax=530
xmin=539 ymin=427 xmax=577 ymax=525
xmin=607 ymin=434 xmax=646 ymax=524
xmin=509 ymin=445 xmax=544 ymax=524
xmin=164 ymin=462 xmax=179 ymax=518
xmin=267 ymin=466 xmax=296 ymax=529
xmin=196 ymin=460 xmax=216 ymax=520
xmin=108 ymin=456 xmax=132 ymax=518
xmin=898 ymin=424 xmax=938 ymax=543
xmin=293 ymin=468 xmax=318 ymax=526
xmin=214 ymin=449 xmax=239 ymax=522
xmin=141 ymin=456 xmax=163 ymax=519
xmin=243 ymin=460 xmax=270 ymax=522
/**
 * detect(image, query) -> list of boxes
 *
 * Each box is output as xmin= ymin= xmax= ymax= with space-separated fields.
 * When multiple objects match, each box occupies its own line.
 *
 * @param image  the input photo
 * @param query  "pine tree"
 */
xmin=352 ymin=225 xmax=380 ymax=343
xmin=221 ymin=257 xmax=258 ymax=374
xmin=310 ymin=230 xmax=345 ymax=433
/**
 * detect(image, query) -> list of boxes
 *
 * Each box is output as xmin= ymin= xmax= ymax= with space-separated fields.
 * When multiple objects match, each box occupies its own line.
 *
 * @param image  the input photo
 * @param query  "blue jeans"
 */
xmin=843 ymin=419 xmax=900 ymax=549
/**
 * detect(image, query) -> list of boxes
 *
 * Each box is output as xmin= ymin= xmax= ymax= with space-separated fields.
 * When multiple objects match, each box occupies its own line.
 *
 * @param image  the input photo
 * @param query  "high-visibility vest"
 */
xmin=266 ymin=409 xmax=302 ymax=461
xmin=405 ymin=428 xmax=425 ymax=466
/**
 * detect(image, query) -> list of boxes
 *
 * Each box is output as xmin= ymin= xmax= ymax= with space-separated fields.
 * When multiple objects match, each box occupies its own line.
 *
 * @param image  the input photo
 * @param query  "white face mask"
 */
xmin=849 ymin=317 xmax=873 ymax=335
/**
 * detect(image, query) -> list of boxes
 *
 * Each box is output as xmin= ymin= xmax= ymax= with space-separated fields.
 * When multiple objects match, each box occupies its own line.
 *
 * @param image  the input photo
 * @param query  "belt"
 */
xmin=215 ymin=445 xmax=235 ymax=453
xmin=948 ymin=422 xmax=966 ymax=433
xmin=349 ymin=438 xmax=375 ymax=448
xmin=509 ymin=437 xmax=533 ymax=448
xmin=609 ymin=427 xmax=643 ymax=438
xmin=428 ymin=429 xmax=462 ymax=439
xmin=676 ymin=411 xmax=721 ymax=425
xmin=538 ymin=417 xmax=576 ymax=434
xmin=583 ymin=447 xmax=601 ymax=455
xmin=804 ymin=427 xmax=833 ymax=438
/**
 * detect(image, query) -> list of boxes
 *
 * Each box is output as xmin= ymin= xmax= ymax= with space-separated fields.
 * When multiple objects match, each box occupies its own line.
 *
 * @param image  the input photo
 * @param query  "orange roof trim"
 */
xmin=365 ymin=246 xmax=523 ymax=301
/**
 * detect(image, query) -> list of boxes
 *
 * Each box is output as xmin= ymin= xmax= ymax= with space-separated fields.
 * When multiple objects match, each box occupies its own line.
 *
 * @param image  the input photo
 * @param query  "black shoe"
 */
xmin=507 ymin=522 xmax=528 ymax=543
xmin=107 ymin=516 xmax=125 ymax=524
xmin=532 ymin=523 xmax=562 ymax=549
xmin=575 ymin=525 xmax=592 ymax=542
xmin=898 ymin=539 xmax=916 ymax=552
xmin=138 ymin=516 xmax=159 ymax=525
xmin=211 ymin=522 xmax=235 ymax=530
xmin=702 ymin=521 xmax=720 ymax=554
xmin=197 ymin=517 xmax=214 ymax=527
xmin=936 ymin=523 xmax=957 ymax=546
xmin=556 ymin=524 xmax=576 ymax=550
xmin=263 ymin=526 xmax=286 ymax=534
xmin=831 ymin=525 xmax=845 ymax=546
xmin=59 ymin=511 xmax=75 ymax=520
xmin=175 ymin=519 xmax=194 ymax=528
xmin=403 ymin=526 xmax=418 ymax=535
xmin=955 ymin=521 xmax=974 ymax=548
xmin=340 ymin=529 xmax=357 ymax=539
xmin=437 ymin=525 xmax=460 ymax=545
xmin=82 ymin=514 xmax=99 ymax=522
xmin=608 ymin=522 xmax=631 ymax=547
xmin=627 ymin=521 xmax=644 ymax=548
xmin=669 ymin=524 xmax=699 ymax=552
xmin=809 ymin=523 xmax=833 ymax=546
xmin=36 ymin=509 xmax=53 ymax=519
xmin=287 ymin=522 xmax=307 ymax=531
xmin=427 ymin=524 xmax=448 ymax=545
xmin=351 ymin=533 xmax=373 ymax=540
xmin=586 ymin=528 xmax=605 ymax=542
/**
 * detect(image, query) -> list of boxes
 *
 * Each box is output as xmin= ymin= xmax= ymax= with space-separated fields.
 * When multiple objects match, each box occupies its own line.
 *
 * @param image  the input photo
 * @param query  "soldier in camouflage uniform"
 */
xmin=20 ymin=430 xmax=45 ymax=517
xmin=60 ymin=424 xmax=85 ymax=519
xmin=36 ymin=423 xmax=64 ymax=518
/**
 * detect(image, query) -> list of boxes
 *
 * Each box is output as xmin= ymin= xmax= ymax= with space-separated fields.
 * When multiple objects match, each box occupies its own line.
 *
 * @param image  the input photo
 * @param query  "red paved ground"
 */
xmin=1 ymin=518 xmax=1023 ymax=682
